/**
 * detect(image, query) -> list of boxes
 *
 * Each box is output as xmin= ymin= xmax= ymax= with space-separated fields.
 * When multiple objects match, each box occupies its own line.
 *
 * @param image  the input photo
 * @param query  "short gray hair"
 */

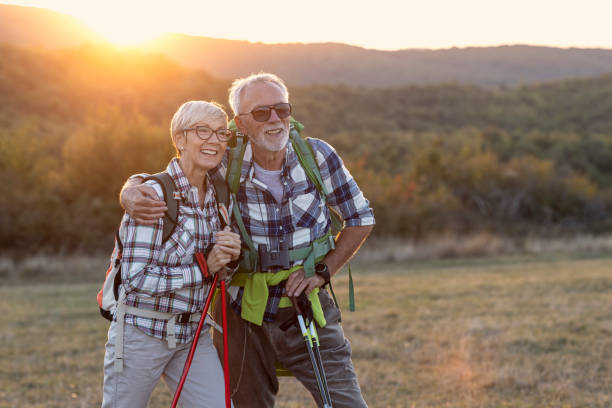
xmin=170 ymin=101 xmax=228 ymax=155
xmin=228 ymin=72 xmax=289 ymax=115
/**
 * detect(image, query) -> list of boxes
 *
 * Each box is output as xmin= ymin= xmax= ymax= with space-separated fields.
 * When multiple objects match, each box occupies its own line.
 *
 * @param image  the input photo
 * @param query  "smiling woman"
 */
xmin=100 ymin=100 xmax=242 ymax=407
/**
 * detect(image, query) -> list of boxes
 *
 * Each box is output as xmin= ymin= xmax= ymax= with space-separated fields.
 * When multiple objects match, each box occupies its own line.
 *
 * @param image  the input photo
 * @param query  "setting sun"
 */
xmin=90 ymin=23 xmax=161 ymax=46
xmin=73 ymin=3 xmax=166 ymax=46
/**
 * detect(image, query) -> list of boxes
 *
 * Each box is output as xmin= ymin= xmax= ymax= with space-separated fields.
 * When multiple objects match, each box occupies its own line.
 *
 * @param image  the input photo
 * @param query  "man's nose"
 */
xmin=267 ymin=107 xmax=281 ymax=122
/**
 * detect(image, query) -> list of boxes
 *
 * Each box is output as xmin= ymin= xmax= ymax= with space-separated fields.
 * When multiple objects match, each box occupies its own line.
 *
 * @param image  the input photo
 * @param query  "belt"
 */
xmin=112 ymin=290 xmax=222 ymax=372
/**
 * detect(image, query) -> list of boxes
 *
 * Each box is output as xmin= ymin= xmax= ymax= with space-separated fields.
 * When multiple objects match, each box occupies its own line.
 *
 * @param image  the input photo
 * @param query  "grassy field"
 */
xmin=1 ymin=254 xmax=611 ymax=407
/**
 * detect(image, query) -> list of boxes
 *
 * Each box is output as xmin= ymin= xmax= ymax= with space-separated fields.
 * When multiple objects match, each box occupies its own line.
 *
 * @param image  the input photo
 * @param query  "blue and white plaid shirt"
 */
xmin=213 ymin=138 xmax=375 ymax=322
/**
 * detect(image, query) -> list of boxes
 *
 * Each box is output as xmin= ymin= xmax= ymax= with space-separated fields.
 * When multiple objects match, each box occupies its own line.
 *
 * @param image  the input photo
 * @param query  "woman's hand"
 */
xmin=206 ymin=245 xmax=233 ymax=276
xmin=214 ymin=227 xmax=241 ymax=261
xmin=206 ymin=227 xmax=241 ymax=278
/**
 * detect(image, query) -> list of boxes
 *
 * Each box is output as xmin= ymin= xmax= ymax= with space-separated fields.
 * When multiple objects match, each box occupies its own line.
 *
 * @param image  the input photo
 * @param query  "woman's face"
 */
xmin=178 ymin=116 xmax=228 ymax=171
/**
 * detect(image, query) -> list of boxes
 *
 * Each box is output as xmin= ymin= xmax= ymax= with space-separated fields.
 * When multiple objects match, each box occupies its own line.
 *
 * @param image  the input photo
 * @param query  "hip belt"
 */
xmin=113 ymin=290 xmax=221 ymax=372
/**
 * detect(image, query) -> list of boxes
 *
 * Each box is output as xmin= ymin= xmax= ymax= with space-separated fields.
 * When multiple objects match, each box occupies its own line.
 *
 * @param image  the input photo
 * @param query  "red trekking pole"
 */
xmin=220 ymin=279 xmax=231 ymax=408
xmin=171 ymin=253 xmax=218 ymax=408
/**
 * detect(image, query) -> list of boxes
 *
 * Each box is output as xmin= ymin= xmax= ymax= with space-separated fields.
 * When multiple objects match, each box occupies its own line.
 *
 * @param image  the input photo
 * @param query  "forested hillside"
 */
xmin=1 ymin=44 xmax=611 ymax=253
xmin=144 ymin=34 xmax=612 ymax=87
xmin=3 ymin=4 xmax=612 ymax=88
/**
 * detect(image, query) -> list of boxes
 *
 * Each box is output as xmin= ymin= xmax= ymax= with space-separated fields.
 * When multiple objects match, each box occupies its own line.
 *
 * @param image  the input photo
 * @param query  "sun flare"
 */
xmin=73 ymin=3 xmax=168 ymax=46
xmin=95 ymin=25 xmax=160 ymax=46
xmin=86 ymin=18 xmax=163 ymax=46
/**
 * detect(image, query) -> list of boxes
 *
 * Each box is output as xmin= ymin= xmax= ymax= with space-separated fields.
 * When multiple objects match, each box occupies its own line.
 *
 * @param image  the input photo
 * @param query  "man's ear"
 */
xmin=234 ymin=116 xmax=247 ymax=135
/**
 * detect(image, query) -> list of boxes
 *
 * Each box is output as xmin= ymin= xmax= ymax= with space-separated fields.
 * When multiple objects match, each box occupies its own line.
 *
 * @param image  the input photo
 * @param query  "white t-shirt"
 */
xmin=253 ymin=161 xmax=284 ymax=204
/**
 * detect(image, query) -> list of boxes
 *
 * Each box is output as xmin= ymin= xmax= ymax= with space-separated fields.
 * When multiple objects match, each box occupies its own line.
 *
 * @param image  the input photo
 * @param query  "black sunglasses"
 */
xmin=238 ymin=102 xmax=292 ymax=122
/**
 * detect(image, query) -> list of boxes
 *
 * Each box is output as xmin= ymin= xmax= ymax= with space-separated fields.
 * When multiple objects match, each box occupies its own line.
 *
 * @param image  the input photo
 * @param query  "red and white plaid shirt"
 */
xmin=119 ymin=158 xmax=224 ymax=344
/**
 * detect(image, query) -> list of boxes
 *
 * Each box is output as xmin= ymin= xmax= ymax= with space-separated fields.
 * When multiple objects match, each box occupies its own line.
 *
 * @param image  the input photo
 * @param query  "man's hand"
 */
xmin=285 ymin=268 xmax=326 ymax=297
xmin=285 ymin=225 xmax=374 ymax=298
xmin=121 ymin=182 xmax=167 ymax=225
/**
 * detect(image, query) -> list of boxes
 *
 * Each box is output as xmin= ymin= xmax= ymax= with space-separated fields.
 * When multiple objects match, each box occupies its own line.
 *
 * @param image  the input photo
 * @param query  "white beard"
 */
xmin=252 ymin=130 xmax=289 ymax=152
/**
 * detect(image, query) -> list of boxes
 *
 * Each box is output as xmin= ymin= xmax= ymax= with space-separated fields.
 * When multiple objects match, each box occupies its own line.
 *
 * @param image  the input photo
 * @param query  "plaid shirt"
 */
xmin=120 ymin=158 xmax=223 ymax=344
xmin=213 ymin=138 xmax=375 ymax=322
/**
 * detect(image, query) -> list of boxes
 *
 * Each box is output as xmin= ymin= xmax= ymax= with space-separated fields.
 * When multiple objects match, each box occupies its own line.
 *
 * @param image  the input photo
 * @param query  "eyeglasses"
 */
xmin=238 ymin=102 xmax=292 ymax=122
xmin=183 ymin=126 xmax=233 ymax=142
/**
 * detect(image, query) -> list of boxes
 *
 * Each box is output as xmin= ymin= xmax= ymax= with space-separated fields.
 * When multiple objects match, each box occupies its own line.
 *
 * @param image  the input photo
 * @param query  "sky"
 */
xmin=2 ymin=0 xmax=612 ymax=50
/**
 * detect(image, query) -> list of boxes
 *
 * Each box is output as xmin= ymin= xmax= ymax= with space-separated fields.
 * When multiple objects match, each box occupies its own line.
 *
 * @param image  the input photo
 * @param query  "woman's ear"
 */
xmin=174 ymin=132 xmax=186 ymax=152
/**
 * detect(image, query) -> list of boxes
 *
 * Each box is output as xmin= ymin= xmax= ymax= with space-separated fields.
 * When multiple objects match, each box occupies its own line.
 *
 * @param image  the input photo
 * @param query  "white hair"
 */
xmin=170 ymin=101 xmax=227 ymax=155
xmin=228 ymin=72 xmax=289 ymax=115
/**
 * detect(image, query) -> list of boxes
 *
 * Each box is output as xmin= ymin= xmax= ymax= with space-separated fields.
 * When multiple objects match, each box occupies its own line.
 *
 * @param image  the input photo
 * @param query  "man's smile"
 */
xmin=265 ymin=128 xmax=285 ymax=136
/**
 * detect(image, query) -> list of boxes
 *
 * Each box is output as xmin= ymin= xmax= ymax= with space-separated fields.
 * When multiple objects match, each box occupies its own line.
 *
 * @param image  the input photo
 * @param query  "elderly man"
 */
xmin=121 ymin=73 xmax=374 ymax=407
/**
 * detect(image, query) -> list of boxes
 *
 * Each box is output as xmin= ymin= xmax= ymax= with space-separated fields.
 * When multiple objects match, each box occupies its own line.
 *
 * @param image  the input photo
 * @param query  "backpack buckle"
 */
xmin=177 ymin=312 xmax=192 ymax=324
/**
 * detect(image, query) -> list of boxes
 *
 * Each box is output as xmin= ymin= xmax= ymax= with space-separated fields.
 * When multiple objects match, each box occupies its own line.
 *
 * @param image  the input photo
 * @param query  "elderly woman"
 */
xmin=102 ymin=101 xmax=241 ymax=408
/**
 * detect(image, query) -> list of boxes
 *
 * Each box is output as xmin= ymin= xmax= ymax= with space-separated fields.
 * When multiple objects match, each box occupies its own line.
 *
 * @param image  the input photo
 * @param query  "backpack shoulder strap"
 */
xmin=227 ymin=121 xmax=248 ymax=196
xmin=289 ymin=120 xmax=330 ymax=197
xmin=210 ymin=170 xmax=231 ymax=227
xmin=289 ymin=120 xmax=344 ymax=236
xmin=225 ymin=121 xmax=258 ymax=268
xmin=142 ymin=172 xmax=178 ymax=243
xmin=290 ymin=121 xmax=352 ymax=309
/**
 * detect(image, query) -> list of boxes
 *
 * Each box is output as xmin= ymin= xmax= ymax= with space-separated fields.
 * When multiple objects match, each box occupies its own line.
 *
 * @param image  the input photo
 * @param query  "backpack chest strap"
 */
xmin=238 ymin=230 xmax=335 ymax=278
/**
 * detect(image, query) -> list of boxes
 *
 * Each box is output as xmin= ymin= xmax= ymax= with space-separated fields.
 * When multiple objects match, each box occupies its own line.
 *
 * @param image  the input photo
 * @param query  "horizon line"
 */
xmin=2 ymin=3 xmax=612 ymax=53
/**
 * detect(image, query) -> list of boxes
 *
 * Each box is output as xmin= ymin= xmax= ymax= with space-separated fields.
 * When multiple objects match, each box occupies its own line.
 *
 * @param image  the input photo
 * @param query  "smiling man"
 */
xmin=121 ymin=73 xmax=374 ymax=407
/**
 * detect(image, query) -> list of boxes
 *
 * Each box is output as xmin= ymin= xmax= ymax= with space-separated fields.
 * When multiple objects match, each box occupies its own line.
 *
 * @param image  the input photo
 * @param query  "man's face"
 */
xmin=236 ymin=82 xmax=290 ymax=152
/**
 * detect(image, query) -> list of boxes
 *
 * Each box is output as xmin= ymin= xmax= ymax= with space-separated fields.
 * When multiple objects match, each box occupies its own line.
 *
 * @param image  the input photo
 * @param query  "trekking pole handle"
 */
xmin=289 ymin=296 xmax=303 ymax=316
xmin=290 ymin=297 xmax=311 ymax=343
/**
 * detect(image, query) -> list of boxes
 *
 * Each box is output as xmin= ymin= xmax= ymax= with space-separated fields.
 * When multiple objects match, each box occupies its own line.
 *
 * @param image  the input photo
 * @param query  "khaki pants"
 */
xmin=102 ymin=321 xmax=231 ymax=408
xmin=213 ymin=289 xmax=367 ymax=408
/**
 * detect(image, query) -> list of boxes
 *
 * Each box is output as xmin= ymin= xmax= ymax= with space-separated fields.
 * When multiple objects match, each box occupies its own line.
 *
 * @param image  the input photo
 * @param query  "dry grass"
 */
xmin=0 ymin=254 xmax=109 ymax=282
xmin=3 ymin=233 xmax=612 ymax=282
xmin=355 ymin=233 xmax=612 ymax=263
xmin=1 ymin=254 xmax=611 ymax=407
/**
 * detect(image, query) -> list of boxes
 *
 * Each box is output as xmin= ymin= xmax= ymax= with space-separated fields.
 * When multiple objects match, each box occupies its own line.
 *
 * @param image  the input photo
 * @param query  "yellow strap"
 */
xmin=231 ymin=267 xmax=327 ymax=327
